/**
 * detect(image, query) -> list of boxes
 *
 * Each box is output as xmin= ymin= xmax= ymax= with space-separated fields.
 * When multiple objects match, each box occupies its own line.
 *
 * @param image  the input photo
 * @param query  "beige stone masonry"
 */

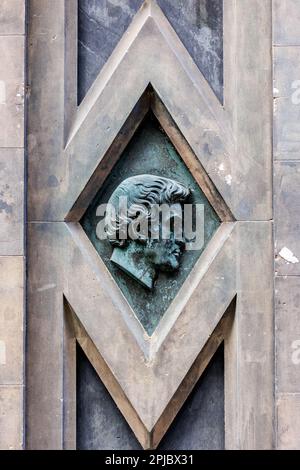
xmin=0 ymin=0 xmax=25 ymax=450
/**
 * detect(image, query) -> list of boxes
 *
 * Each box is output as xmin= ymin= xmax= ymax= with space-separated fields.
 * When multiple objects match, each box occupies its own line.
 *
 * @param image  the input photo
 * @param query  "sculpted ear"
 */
xmin=128 ymin=212 xmax=149 ymax=242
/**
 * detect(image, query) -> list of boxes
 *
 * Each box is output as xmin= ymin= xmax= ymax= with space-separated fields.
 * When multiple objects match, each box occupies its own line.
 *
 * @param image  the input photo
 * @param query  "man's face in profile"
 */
xmin=102 ymin=174 xmax=190 ymax=289
xmin=143 ymin=203 xmax=185 ymax=272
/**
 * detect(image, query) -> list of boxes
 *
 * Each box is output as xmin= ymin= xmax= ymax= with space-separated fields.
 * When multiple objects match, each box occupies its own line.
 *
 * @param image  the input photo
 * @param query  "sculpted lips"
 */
xmin=171 ymin=246 xmax=182 ymax=258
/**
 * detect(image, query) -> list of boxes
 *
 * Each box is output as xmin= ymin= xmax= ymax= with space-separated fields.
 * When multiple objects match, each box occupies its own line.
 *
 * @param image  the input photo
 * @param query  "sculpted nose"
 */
xmin=176 ymin=239 xmax=185 ymax=249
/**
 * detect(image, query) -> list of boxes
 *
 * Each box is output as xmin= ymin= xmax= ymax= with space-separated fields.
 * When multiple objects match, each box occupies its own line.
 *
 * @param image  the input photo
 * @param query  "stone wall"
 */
xmin=0 ymin=0 xmax=300 ymax=450
xmin=0 ymin=0 xmax=25 ymax=450
xmin=273 ymin=0 xmax=300 ymax=449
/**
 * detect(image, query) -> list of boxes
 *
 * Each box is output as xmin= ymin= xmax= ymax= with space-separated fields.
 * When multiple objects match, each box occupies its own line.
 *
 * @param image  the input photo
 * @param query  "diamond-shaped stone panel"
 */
xmin=81 ymin=113 xmax=220 ymax=335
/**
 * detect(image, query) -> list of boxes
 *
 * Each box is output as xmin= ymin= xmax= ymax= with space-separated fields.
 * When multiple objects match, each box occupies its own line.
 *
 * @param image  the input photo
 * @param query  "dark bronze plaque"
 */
xmin=81 ymin=114 xmax=220 ymax=334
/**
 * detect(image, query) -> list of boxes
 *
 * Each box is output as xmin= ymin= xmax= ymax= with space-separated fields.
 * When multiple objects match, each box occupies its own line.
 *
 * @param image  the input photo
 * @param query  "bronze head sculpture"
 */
xmin=104 ymin=174 xmax=190 ymax=289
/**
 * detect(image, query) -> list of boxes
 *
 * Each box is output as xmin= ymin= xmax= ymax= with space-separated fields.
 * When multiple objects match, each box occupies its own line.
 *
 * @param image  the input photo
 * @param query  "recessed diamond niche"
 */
xmin=81 ymin=113 xmax=220 ymax=335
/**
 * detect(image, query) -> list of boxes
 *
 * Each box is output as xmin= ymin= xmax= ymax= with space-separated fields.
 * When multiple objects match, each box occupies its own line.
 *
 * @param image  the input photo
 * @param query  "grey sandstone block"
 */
xmin=275 ymin=276 xmax=300 ymax=393
xmin=0 ymin=149 xmax=24 ymax=255
xmin=0 ymin=36 xmax=24 ymax=147
xmin=273 ymin=46 xmax=300 ymax=159
xmin=0 ymin=0 xmax=25 ymax=35
xmin=274 ymin=46 xmax=300 ymax=99
xmin=0 ymin=256 xmax=24 ymax=385
xmin=0 ymin=386 xmax=23 ymax=450
xmin=274 ymin=95 xmax=300 ymax=160
xmin=274 ymin=162 xmax=300 ymax=275
xmin=277 ymin=393 xmax=300 ymax=449
xmin=273 ymin=0 xmax=300 ymax=45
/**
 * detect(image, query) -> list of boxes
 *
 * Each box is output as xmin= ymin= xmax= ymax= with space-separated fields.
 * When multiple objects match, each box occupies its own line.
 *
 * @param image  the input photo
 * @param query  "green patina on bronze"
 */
xmin=81 ymin=114 xmax=220 ymax=335
xmin=105 ymin=174 xmax=190 ymax=290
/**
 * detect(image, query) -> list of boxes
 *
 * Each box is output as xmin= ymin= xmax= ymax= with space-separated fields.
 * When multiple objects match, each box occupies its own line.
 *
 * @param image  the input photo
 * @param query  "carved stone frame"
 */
xmin=27 ymin=0 xmax=273 ymax=449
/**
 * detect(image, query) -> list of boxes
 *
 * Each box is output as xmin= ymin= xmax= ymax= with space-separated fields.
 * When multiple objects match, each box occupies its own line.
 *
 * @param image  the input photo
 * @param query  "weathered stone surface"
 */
xmin=159 ymin=344 xmax=224 ymax=450
xmin=274 ymin=47 xmax=300 ymax=159
xmin=274 ymin=162 xmax=300 ymax=276
xmin=157 ymin=0 xmax=223 ymax=102
xmin=273 ymin=0 xmax=300 ymax=451
xmin=78 ymin=0 xmax=143 ymax=104
xmin=0 ymin=0 xmax=25 ymax=453
xmin=26 ymin=222 xmax=66 ymax=450
xmin=274 ymin=46 xmax=300 ymax=99
xmin=0 ymin=149 xmax=24 ymax=255
xmin=277 ymin=393 xmax=300 ymax=449
xmin=76 ymin=344 xmax=141 ymax=450
xmin=0 ymin=386 xmax=23 ymax=450
xmin=78 ymin=0 xmax=223 ymax=104
xmin=274 ymin=97 xmax=300 ymax=160
xmin=77 ymin=343 xmax=224 ymax=450
xmin=0 ymin=257 xmax=24 ymax=385
xmin=273 ymin=0 xmax=300 ymax=45
xmin=0 ymin=36 xmax=24 ymax=148
xmin=225 ymin=221 xmax=274 ymax=450
xmin=224 ymin=0 xmax=273 ymax=220
xmin=0 ymin=0 xmax=25 ymax=35
xmin=275 ymin=277 xmax=300 ymax=393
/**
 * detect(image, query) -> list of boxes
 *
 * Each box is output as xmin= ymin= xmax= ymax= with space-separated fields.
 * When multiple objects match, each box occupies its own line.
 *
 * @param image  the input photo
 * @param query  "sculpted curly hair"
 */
xmin=105 ymin=174 xmax=190 ymax=247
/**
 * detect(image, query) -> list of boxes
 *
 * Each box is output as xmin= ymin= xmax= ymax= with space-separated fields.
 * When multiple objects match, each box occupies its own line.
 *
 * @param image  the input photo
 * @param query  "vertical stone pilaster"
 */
xmin=0 ymin=0 xmax=299 ymax=450
xmin=0 ymin=0 xmax=25 ymax=450
xmin=273 ymin=0 xmax=300 ymax=450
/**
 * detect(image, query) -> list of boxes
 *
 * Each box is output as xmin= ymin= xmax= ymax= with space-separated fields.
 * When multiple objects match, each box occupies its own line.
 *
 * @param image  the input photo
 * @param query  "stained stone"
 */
xmin=81 ymin=113 xmax=220 ymax=335
xmin=78 ymin=0 xmax=223 ymax=104
xmin=78 ymin=0 xmax=144 ymax=104
xmin=157 ymin=0 xmax=223 ymax=102
xmin=76 ymin=344 xmax=142 ymax=450
xmin=158 ymin=344 xmax=224 ymax=450
xmin=76 ymin=343 xmax=224 ymax=450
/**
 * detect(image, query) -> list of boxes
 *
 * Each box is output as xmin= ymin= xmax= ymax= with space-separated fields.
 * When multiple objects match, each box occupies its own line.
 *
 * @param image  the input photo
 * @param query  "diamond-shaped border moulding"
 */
xmin=80 ymin=99 xmax=222 ymax=336
xmin=64 ymin=86 xmax=235 ymax=355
